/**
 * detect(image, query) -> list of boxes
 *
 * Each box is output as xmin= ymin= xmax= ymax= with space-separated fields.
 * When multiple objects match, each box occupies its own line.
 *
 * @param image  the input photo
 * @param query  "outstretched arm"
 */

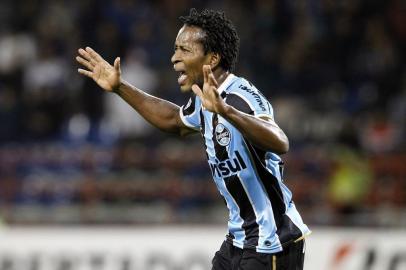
xmin=76 ymin=47 xmax=195 ymax=136
xmin=192 ymin=65 xmax=289 ymax=154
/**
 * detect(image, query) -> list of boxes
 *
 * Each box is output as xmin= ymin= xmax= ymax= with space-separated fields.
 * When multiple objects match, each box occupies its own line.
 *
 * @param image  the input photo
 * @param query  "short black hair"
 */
xmin=179 ymin=8 xmax=240 ymax=72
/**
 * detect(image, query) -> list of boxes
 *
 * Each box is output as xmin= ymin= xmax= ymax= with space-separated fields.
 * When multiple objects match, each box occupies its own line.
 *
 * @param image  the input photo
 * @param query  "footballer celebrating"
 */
xmin=76 ymin=8 xmax=310 ymax=270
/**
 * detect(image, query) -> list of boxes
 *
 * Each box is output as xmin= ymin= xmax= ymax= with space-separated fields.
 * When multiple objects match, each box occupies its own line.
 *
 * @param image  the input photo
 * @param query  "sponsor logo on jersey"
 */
xmin=215 ymin=123 xmax=231 ymax=146
xmin=238 ymin=84 xmax=267 ymax=111
xmin=209 ymin=151 xmax=247 ymax=178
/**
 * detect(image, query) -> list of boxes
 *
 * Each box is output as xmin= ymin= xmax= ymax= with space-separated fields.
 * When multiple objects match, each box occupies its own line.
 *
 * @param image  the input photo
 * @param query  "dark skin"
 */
xmin=76 ymin=25 xmax=289 ymax=154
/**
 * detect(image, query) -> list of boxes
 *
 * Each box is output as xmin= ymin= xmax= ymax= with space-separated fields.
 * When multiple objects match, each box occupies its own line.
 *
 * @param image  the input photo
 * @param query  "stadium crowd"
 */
xmin=0 ymin=0 xmax=405 ymax=226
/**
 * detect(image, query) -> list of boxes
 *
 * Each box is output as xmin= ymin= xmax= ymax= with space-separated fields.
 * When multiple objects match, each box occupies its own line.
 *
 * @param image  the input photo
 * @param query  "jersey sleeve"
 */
xmin=179 ymin=95 xmax=201 ymax=130
xmin=225 ymin=81 xmax=274 ymax=119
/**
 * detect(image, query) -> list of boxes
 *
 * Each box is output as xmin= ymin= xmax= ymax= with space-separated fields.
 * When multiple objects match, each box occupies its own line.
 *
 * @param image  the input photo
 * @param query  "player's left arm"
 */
xmin=192 ymin=65 xmax=289 ymax=154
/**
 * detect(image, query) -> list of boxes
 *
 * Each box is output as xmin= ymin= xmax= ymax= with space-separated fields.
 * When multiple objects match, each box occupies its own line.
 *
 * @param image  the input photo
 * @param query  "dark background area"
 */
xmin=0 ymin=0 xmax=405 ymax=227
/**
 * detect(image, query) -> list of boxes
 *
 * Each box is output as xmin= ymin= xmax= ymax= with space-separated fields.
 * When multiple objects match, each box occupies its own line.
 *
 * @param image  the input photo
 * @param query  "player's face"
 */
xmin=171 ymin=25 xmax=211 ymax=92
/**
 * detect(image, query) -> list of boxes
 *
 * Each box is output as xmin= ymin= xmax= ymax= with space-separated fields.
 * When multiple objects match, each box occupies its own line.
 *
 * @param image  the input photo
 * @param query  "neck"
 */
xmin=212 ymin=67 xmax=230 ymax=87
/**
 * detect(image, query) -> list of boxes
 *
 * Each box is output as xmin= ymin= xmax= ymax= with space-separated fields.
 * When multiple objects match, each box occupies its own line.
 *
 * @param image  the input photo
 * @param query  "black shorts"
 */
xmin=211 ymin=240 xmax=305 ymax=270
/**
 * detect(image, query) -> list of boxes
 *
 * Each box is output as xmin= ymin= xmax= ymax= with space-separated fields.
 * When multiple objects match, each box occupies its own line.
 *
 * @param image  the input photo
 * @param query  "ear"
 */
xmin=209 ymin=53 xmax=221 ymax=69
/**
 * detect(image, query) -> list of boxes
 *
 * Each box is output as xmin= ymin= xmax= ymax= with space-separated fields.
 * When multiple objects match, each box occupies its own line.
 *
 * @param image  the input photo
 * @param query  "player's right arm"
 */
xmin=76 ymin=47 xmax=195 ymax=137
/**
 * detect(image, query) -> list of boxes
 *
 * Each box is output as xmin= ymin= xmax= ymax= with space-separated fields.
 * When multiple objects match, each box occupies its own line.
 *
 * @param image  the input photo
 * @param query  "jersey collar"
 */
xmin=217 ymin=73 xmax=236 ymax=98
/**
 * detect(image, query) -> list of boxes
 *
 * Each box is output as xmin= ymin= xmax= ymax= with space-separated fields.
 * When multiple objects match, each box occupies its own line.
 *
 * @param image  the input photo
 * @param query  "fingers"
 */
xmin=191 ymin=84 xmax=203 ymax=99
xmin=76 ymin=56 xmax=93 ymax=71
xmin=78 ymin=68 xmax=93 ymax=78
xmin=203 ymin=65 xmax=218 ymax=88
xmin=203 ymin=65 xmax=209 ymax=85
xmin=114 ymin=57 xmax=121 ymax=73
xmin=78 ymin=48 xmax=98 ymax=66
xmin=208 ymin=72 xmax=218 ymax=88
xmin=85 ymin=47 xmax=104 ymax=62
xmin=192 ymin=84 xmax=209 ymax=110
xmin=78 ymin=47 xmax=103 ymax=63
xmin=78 ymin=48 xmax=92 ymax=61
xmin=76 ymin=49 xmax=96 ymax=77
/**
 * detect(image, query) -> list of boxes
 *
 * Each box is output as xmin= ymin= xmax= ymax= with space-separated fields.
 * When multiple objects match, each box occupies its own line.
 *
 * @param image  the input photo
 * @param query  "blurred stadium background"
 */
xmin=0 ymin=0 xmax=405 ymax=269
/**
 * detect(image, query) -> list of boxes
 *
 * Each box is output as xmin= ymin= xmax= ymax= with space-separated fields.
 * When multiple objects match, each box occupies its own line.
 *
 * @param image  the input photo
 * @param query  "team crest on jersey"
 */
xmin=215 ymin=123 xmax=231 ymax=146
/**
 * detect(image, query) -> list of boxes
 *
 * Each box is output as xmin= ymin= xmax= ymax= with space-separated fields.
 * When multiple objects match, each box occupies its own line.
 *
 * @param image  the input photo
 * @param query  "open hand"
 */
xmin=191 ymin=65 xmax=228 ymax=115
xmin=76 ymin=47 xmax=121 ymax=92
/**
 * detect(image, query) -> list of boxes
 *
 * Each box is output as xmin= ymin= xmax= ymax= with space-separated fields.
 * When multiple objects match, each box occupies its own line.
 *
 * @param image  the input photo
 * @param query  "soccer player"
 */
xmin=76 ymin=8 xmax=310 ymax=270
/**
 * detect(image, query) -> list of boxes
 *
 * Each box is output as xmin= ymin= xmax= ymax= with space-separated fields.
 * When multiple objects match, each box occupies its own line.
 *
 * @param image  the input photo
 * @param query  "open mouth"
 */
xmin=178 ymin=71 xmax=187 ymax=85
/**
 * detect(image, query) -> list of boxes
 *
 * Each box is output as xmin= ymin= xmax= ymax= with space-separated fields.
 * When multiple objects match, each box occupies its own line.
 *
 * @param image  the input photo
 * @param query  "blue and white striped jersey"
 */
xmin=179 ymin=74 xmax=311 ymax=254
